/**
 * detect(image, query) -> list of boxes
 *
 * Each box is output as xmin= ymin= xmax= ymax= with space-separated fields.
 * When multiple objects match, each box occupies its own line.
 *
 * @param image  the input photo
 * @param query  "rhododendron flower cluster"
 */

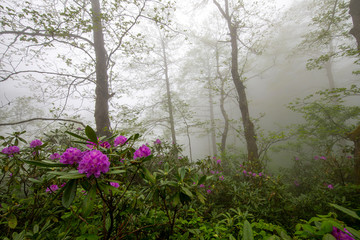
xmin=114 ymin=136 xmax=127 ymax=147
xmin=60 ymin=147 xmax=83 ymax=164
xmin=78 ymin=150 xmax=110 ymax=178
xmin=110 ymin=182 xmax=120 ymax=188
xmin=331 ymin=227 xmax=355 ymax=240
xmin=46 ymin=184 xmax=59 ymax=193
xmin=1 ymin=146 xmax=20 ymax=156
xmin=154 ymin=139 xmax=161 ymax=145
xmin=50 ymin=153 xmax=60 ymax=160
xmin=133 ymin=145 xmax=151 ymax=159
xmin=30 ymin=139 xmax=43 ymax=148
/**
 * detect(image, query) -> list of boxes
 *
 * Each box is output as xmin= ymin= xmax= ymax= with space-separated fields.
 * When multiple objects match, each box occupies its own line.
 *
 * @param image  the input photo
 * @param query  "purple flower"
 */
xmin=110 ymin=182 xmax=120 ymax=188
xmin=60 ymin=147 xmax=83 ymax=164
xmin=347 ymin=155 xmax=353 ymax=159
xmin=100 ymin=141 xmax=111 ymax=149
xmin=259 ymin=172 xmax=263 ymax=177
xmin=320 ymin=156 xmax=326 ymax=160
xmin=50 ymin=153 xmax=60 ymax=160
xmin=199 ymin=184 xmax=205 ymax=188
xmin=331 ymin=226 xmax=355 ymax=240
xmin=78 ymin=150 xmax=110 ymax=178
xmin=327 ymin=184 xmax=334 ymax=189
xmin=154 ymin=139 xmax=162 ymax=145
xmin=133 ymin=145 xmax=151 ymax=159
xmin=9 ymin=173 xmax=13 ymax=177
xmin=295 ymin=157 xmax=299 ymax=161
xmin=243 ymin=170 xmax=247 ymax=174
xmin=248 ymin=171 xmax=252 ymax=175
xmin=294 ymin=180 xmax=300 ymax=186
xmin=314 ymin=156 xmax=319 ymax=160
xmin=239 ymin=164 xmax=243 ymax=168
xmin=30 ymin=139 xmax=43 ymax=148
xmin=60 ymin=182 xmax=66 ymax=187
xmin=252 ymin=173 xmax=257 ymax=177
xmin=114 ymin=136 xmax=127 ymax=147
xmin=216 ymin=159 xmax=221 ymax=164
xmin=210 ymin=170 xmax=215 ymax=174
xmin=46 ymin=184 xmax=59 ymax=193
xmin=219 ymin=176 xmax=224 ymax=181
xmin=1 ymin=146 xmax=20 ymax=156
xmin=207 ymin=189 xmax=212 ymax=194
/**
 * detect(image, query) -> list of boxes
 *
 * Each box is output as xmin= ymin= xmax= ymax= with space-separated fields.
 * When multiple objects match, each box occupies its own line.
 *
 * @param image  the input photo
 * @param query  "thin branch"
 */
xmin=0 ymin=118 xmax=86 ymax=127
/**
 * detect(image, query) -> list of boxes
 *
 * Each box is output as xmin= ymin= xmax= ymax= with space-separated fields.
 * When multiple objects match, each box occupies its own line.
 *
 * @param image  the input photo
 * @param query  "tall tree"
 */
xmin=350 ymin=0 xmax=360 ymax=50
xmin=0 ymin=0 xmax=173 ymax=136
xmin=212 ymin=0 xmax=260 ymax=168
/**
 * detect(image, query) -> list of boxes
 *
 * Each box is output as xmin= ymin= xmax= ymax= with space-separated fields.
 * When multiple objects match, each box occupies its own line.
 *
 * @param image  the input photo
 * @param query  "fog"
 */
xmin=0 ymin=0 xmax=358 ymax=171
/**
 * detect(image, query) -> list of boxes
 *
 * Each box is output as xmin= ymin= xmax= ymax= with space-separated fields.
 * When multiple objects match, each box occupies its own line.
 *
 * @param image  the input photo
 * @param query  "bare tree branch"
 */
xmin=0 ymin=118 xmax=86 ymax=127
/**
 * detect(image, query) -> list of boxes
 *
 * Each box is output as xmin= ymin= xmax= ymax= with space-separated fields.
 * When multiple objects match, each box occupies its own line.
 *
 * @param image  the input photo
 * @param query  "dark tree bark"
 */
xmin=91 ymin=0 xmax=111 ymax=136
xmin=348 ymin=125 xmax=360 ymax=184
xmin=215 ymin=47 xmax=229 ymax=153
xmin=350 ymin=0 xmax=360 ymax=50
xmin=213 ymin=0 xmax=260 ymax=168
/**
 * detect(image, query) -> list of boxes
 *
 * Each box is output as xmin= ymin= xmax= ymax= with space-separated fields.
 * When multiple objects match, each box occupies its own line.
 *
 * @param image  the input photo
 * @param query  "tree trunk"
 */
xmin=208 ymin=74 xmax=217 ymax=156
xmin=216 ymin=47 xmax=229 ymax=153
xmin=213 ymin=0 xmax=260 ymax=168
xmin=91 ymin=0 xmax=111 ymax=137
xmin=350 ymin=0 xmax=360 ymax=50
xmin=348 ymin=125 xmax=360 ymax=184
xmin=161 ymin=38 xmax=177 ymax=154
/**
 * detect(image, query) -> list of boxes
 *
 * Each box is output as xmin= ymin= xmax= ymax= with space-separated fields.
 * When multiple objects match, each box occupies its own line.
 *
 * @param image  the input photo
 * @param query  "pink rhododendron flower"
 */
xmin=331 ymin=226 xmax=355 ymax=240
xmin=252 ymin=173 xmax=257 ymax=177
xmin=154 ymin=139 xmax=161 ymax=145
xmin=207 ymin=189 xmax=212 ymax=194
xmin=133 ymin=145 xmax=151 ymax=159
xmin=328 ymin=184 xmax=334 ymax=189
xmin=100 ymin=141 xmax=111 ymax=149
xmin=216 ymin=159 xmax=221 ymax=164
xmin=78 ymin=150 xmax=110 ymax=178
xmin=1 ymin=146 xmax=20 ymax=156
xmin=258 ymin=172 xmax=263 ymax=177
xmin=50 ymin=153 xmax=60 ymax=160
xmin=243 ymin=170 xmax=247 ymax=174
xmin=199 ymin=184 xmax=205 ymax=188
xmin=110 ymin=182 xmax=120 ymax=188
xmin=60 ymin=147 xmax=83 ymax=164
xmin=46 ymin=184 xmax=59 ymax=193
xmin=114 ymin=136 xmax=127 ymax=147
xmin=219 ymin=176 xmax=224 ymax=181
xmin=30 ymin=139 xmax=43 ymax=148
xmin=320 ymin=156 xmax=326 ymax=160
xmin=314 ymin=156 xmax=319 ymax=160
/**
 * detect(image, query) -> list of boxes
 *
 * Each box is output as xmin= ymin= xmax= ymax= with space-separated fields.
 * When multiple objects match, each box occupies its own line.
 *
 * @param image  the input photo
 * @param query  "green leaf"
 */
xmin=65 ymin=131 xmax=88 ymax=141
xmin=141 ymin=167 xmax=156 ymax=184
xmin=8 ymin=214 xmax=17 ymax=229
xmin=105 ymin=169 xmax=126 ymax=175
xmin=243 ymin=220 xmax=254 ymax=240
xmin=85 ymin=126 xmax=98 ymax=143
xmin=320 ymin=221 xmax=333 ymax=233
xmin=179 ymin=167 xmax=186 ymax=181
xmin=172 ymin=192 xmax=181 ymax=206
xmin=330 ymin=203 xmax=360 ymax=220
xmin=195 ymin=190 xmax=206 ymax=204
xmin=181 ymin=186 xmax=193 ymax=198
xmin=23 ymin=160 xmax=64 ymax=168
xmin=62 ymin=179 xmax=77 ymax=208
xmin=198 ymin=175 xmax=207 ymax=185
xmin=82 ymin=185 xmax=97 ymax=217
xmin=33 ymin=224 xmax=39 ymax=234
xmin=58 ymin=173 xmax=85 ymax=179
xmin=322 ymin=234 xmax=336 ymax=240
xmin=346 ymin=227 xmax=360 ymax=239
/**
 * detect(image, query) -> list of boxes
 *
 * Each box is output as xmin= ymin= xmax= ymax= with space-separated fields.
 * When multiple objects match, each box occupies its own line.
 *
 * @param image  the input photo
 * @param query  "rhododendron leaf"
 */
xmin=58 ymin=173 xmax=85 ymax=179
xmin=243 ymin=220 xmax=254 ymax=240
xmin=62 ymin=179 xmax=77 ymax=208
xmin=8 ymin=214 xmax=17 ymax=229
xmin=141 ymin=167 xmax=156 ymax=184
xmin=198 ymin=175 xmax=207 ymax=185
xmin=172 ymin=192 xmax=180 ymax=206
xmin=85 ymin=126 xmax=98 ymax=144
xmin=82 ymin=185 xmax=96 ymax=217
xmin=181 ymin=186 xmax=193 ymax=198
xmin=179 ymin=167 xmax=185 ymax=181
xmin=322 ymin=234 xmax=336 ymax=240
xmin=195 ymin=191 xmax=206 ymax=204
xmin=23 ymin=160 xmax=64 ymax=168
xmin=320 ymin=221 xmax=333 ymax=233
xmin=65 ymin=131 xmax=88 ymax=141
xmin=346 ymin=227 xmax=360 ymax=239
xmin=105 ymin=169 xmax=126 ymax=174
xmin=330 ymin=203 xmax=360 ymax=220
